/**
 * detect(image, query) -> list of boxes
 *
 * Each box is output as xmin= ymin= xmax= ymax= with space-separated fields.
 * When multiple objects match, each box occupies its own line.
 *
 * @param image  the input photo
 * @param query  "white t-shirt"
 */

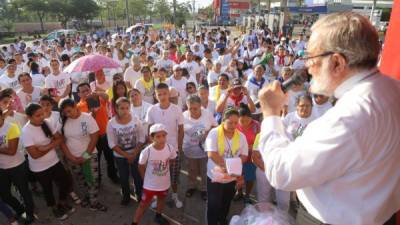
xmin=17 ymin=87 xmax=42 ymax=109
xmin=207 ymin=71 xmax=221 ymax=86
xmin=220 ymin=93 xmax=250 ymax=111
xmin=45 ymin=72 xmax=71 ymax=97
xmin=124 ymin=67 xmax=141 ymax=88
xmin=183 ymin=109 xmax=217 ymax=159
xmin=245 ymin=76 xmax=269 ymax=102
xmin=139 ymin=144 xmax=177 ymax=191
xmin=0 ymin=74 xmax=20 ymax=90
xmin=46 ymin=111 xmax=61 ymax=133
xmin=312 ymin=99 xmax=333 ymax=119
xmin=156 ymin=59 xmax=175 ymax=71
xmin=106 ymin=114 xmax=146 ymax=158
xmin=30 ymin=73 xmax=46 ymax=87
xmin=0 ymin=122 xmax=25 ymax=169
xmin=22 ymin=121 xmax=60 ymax=172
xmin=244 ymin=49 xmax=257 ymax=65
xmin=203 ymin=99 xmax=216 ymax=116
xmin=209 ymin=86 xmax=227 ymax=102
xmin=205 ymin=127 xmax=248 ymax=183
xmin=180 ymin=60 xmax=201 ymax=82
xmin=166 ymin=76 xmax=188 ymax=108
xmin=131 ymin=101 xmax=152 ymax=135
xmin=146 ymin=103 xmax=184 ymax=150
xmin=283 ymin=111 xmax=316 ymax=140
xmin=64 ymin=113 xmax=99 ymax=157
xmin=287 ymin=89 xmax=307 ymax=113
xmin=134 ymin=78 xmax=155 ymax=104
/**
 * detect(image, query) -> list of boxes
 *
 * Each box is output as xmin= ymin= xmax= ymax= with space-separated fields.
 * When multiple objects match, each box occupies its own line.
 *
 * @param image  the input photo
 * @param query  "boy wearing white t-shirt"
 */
xmin=146 ymin=83 xmax=184 ymax=208
xmin=132 ymin=124 xmax=176 ymax=225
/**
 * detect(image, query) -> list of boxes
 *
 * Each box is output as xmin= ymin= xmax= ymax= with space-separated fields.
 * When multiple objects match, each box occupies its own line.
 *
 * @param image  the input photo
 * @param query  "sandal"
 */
xmin=90 ymin=202 xmax=108 ymax=212
xmin=70 ymin=192 xmax=81 ymax=205
xmin=185 ymin=188 xmax=196 ymax=198
xmin=233 ymin=192 xmax=243 ymax=201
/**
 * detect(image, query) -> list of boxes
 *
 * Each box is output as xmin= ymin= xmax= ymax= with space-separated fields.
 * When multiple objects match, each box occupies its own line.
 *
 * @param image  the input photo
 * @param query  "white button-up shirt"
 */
xmin=259 ymin=69 xmax=400 ymax=225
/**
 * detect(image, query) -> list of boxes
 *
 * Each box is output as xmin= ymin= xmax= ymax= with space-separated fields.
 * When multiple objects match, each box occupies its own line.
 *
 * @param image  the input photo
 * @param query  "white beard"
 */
xmin=310 ymin=59 xmax=334 ymax=97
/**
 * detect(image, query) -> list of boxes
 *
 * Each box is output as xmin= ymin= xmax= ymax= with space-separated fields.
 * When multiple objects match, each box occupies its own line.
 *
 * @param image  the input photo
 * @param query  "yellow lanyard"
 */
xmin=217 ymin=124 xmax=240 ymax=157
xmin=214 ymin=85 xmax=221 ymax=101
xmin=140 ymin=77 xmax=154 ymax=92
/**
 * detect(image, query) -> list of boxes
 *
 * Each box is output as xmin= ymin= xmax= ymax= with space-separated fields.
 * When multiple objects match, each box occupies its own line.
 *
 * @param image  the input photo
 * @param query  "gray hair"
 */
xmin=186 ymin=94 xmax=201 ymax=105
xmin=311 ymin=12 xmax=380 ymax=69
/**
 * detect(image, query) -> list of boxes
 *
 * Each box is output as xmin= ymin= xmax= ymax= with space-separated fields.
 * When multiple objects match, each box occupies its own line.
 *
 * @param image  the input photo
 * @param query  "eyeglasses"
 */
xmin=303 ymin=51 xmax=334 ymax=66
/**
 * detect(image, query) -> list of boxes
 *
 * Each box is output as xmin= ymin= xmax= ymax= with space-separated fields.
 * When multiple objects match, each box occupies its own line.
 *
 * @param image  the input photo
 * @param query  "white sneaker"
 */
xmin=150 ymin=198 xmax=157 ymax=209
xmin=172 ymin=194 xmax=183 ymax=208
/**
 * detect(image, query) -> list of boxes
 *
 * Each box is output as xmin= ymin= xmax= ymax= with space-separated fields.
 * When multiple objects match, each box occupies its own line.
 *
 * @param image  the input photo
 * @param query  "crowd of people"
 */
xmin=0 ymin=24 xmax=335 ymax=225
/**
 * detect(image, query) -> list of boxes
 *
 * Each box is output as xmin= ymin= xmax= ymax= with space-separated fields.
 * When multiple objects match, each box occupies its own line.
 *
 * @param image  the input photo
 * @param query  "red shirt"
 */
xmin=237 ymin=120 xmax=260 ymax=161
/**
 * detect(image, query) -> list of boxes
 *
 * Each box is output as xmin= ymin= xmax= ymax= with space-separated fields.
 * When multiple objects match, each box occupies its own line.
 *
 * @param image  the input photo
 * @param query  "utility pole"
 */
xmin=125 ymin=0 xmax=130 ymax=27
xmin=370 ymin=0 xmax=377 ymax=23
xmin=173 ymin=0 xmax=177 ymax=26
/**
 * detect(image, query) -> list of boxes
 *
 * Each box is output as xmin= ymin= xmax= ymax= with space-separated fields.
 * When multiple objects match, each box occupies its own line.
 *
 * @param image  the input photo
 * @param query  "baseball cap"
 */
xmin=149 ymin=123 xmax=168 ymax=135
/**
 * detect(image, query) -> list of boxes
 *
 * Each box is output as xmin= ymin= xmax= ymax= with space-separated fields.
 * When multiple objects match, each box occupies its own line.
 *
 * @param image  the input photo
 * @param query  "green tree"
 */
xmin=0 ymin=0 xmax=17 ymax=31
xmin=48 ymin=0 xmax=99 ymax=29
xmin=153 ymin=0 xmax=171 ymax=22
xmin=21 ymin=0 xmax=49 ymax=32
xmin=175 ymin=2 xmax=191 ymax=27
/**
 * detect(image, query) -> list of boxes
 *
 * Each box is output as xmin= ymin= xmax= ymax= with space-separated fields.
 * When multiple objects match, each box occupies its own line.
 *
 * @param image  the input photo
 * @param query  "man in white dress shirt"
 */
xmin=258 ymin=12 xmax=400 ymax=225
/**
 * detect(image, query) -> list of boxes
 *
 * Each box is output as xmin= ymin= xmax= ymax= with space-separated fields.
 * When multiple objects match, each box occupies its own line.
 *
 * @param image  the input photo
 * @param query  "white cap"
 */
xmin=256 ymin=49 xmax=263 ymax=55
xmin=149 ymin=123 xmax=168 ymax=135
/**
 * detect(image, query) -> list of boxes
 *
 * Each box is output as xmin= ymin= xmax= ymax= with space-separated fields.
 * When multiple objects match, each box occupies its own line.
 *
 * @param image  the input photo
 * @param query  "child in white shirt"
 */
xmin=132 ymin=124 xmax=177 ymax=225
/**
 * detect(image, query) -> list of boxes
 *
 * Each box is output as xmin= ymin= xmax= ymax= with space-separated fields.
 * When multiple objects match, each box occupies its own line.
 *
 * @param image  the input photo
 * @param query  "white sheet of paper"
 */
xmin=225 ymin=158 xmax=242 ymax=176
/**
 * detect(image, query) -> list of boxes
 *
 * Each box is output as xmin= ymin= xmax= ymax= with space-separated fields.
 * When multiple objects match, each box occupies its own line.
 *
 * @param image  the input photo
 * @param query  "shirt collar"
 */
xmin=334 ymin=68 xmax=378 ymax=99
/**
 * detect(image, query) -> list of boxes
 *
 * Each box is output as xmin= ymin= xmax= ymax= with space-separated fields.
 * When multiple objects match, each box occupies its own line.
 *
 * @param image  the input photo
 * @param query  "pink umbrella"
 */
xmin=63 ymin=54 xmax=121 ymax=73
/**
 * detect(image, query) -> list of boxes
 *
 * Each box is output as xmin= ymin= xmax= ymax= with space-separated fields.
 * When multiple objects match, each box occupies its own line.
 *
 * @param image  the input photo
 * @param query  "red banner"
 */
xmin=229 ymin=2 xmax=250 ymax=9
xmin=379 ymin=0 xmax=400 ymax=80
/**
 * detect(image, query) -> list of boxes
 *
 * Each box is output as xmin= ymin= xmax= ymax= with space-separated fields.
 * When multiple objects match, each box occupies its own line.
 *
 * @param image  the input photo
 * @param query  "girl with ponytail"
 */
xmin=22 ymin=103 xmax=74 ymax=221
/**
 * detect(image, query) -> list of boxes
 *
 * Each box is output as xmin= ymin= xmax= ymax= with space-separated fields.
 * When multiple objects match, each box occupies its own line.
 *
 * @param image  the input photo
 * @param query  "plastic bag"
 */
xmin=229 ymin=203 xmax=295 ymax=225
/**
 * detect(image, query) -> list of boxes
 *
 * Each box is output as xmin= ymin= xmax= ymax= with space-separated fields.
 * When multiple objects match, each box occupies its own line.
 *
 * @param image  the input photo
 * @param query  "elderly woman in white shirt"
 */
xmin=183 ymin=95 xmax=217 ymax=200
xmin=283 ymin=94 xmax=316 ymax=140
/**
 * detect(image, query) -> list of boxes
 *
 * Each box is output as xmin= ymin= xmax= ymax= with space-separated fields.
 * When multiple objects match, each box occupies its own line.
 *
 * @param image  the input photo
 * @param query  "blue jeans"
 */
xmin=115 ymin=156 xmax=143 ymax=201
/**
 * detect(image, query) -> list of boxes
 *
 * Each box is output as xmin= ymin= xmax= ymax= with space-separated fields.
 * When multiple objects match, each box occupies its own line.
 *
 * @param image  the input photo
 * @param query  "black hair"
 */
xmin=30 ymin=61 xmax=39 ymax=73
xmin=223 ymin=107 xmax=239 ymax=121
xmin=112 ymin=80 xmax=128 ymax=114
xmin=18 ymin=72 xmax=31 ymax=82
xmin=25 ymin=103 xmax=53 ymax=138
xmin=218 ymin=73 xmax=230 ymax=81
xmin=39 ymin=95 xmax=54 ymax=104
xmin=58 ymin=98 xmax=76 ymax=135
xmin=296 ymin=93 xmax=313 ymax=106
xmin=141 ymin=66 xmax=151 ymax=73
xmin=0 ymin=88 xmax=13 ymax=102
xmin=156 ymin=82 xmax=169 ymax=90
xmin=238 ymin=103 xmax=252 ymax=117
xmin=76 ymin=82 xmax=90 ymax=93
